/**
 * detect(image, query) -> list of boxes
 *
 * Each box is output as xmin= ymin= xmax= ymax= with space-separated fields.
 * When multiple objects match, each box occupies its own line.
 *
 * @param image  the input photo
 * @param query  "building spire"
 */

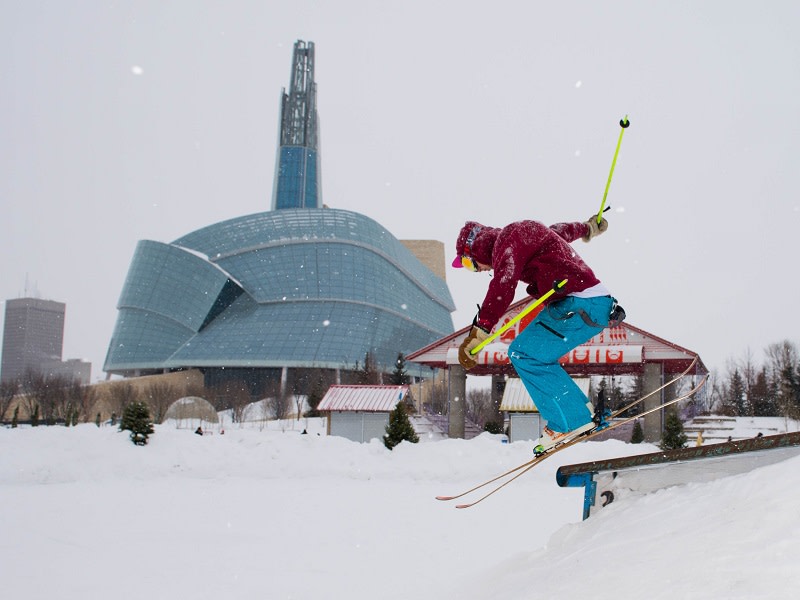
xmin=271 ymin=40 xmax=322 ymax=210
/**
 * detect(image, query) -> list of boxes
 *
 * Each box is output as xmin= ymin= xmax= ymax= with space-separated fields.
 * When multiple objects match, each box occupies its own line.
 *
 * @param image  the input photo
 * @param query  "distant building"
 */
xmin=1 ymin=298 xmax=64 ymax=382
xmin=1 ymin=297 xmax=90 ymax=384
xmin=103 ymin=40 xmax=455 ymax=399
xmin=103 ymin=209 xmax=454 ymax=396
xmin=42 ymin=358 xmax=92 ymax=385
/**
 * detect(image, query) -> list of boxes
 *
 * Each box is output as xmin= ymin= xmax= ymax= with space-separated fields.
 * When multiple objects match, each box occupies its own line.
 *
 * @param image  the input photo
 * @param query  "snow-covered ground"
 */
xmin=3 ymin=419 xmax=800 ymax=599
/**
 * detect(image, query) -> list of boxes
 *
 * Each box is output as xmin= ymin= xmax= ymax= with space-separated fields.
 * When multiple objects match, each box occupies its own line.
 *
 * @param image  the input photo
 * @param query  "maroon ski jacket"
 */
xmin=454 ymin=220 xmax=602 ymax=331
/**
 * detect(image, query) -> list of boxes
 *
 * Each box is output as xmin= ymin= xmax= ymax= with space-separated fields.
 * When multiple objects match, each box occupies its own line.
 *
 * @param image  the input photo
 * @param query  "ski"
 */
xmin=436 ymin=356 xmax=703 ymax=507
xmin=451 ymin=374 xmax=708 ymax=509
xmin=436 ymin=357 xmax=698 ymax=503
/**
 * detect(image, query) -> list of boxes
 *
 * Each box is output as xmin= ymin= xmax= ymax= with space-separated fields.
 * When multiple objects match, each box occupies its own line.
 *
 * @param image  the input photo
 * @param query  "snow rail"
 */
xmin=557 ymin=431 xmax=800 ymax=520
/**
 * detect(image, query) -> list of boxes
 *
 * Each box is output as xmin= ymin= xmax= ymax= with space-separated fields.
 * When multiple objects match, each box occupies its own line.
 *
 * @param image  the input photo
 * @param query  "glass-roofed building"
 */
xmin=103 ymin=41 xmax=455 ymax=398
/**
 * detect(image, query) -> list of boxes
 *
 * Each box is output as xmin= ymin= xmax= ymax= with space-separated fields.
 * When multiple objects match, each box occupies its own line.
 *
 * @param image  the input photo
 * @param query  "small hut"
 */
xmin=317 ymin=385 xmax=411 ymax=443
xmin=500 ymin=378 xmax=590 ymax=443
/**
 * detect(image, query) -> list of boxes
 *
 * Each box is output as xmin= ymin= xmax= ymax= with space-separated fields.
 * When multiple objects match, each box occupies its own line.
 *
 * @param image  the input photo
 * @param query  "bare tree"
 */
xmin=740 ymin=347 xmax=758 ymax=410
xmin=143 ymin=381 xmax=179 ymax=424
xmin=226 ymin=382 xmax=253 ymax=423
xmin=0 ymin=380 xmax=17 ymax=422
xmin=64 ymin=380 xmax=96 ymax=425
xmin=765 ymin=340 xmax=798 ymax=376
xmin=595 ymin=376 xmax=628 ymax=412
xmin=425 ymin=382 xmax=449 ymax=416
xmin=466 ymin=388 xmax=494 ymax=428
xmin=356 ymin=352 xmax=382 ymax=385
xmin=184 ymin=380 xmax=207 ymax=400
xmin=704 ymin=370 xmax=730 ymax=415
xmin=263 ymin=390 xmax=293 ymax=421
xmin=18 ymin=370 xmax=42 ymax=422
xmin=619 ymin=374 xmax=646 ymax=417
xmin=108 ymin=382 xmax=140 ymax=421
xmin=293 ymin=394 xmax=305 ymax=420
xmin=21 ymin=370 xmax=73 ymax=425
xmin=765 ymin=340 xmax=800 ymax=419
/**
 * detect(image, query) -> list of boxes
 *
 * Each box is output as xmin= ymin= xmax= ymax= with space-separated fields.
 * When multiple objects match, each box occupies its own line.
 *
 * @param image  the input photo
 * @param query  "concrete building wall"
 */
xmin=401 ymin=240 xmax=447 ymax=281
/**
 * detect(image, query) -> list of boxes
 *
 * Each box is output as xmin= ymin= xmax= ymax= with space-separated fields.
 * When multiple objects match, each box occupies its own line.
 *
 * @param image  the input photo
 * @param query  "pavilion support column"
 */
xmin=448 ymin=365 xmax=467 ymax=439
xmin=490 ymin=374 xmax=505 ymax=431
xmin=642 ymin=362 xmax=664 ymax=443
xmin=280 ymin=367 xmax=288 ymax=398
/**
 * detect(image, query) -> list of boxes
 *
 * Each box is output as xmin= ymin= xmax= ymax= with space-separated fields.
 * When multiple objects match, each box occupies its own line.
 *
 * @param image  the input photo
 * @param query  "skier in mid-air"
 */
xmin=453 ymin=214 xmax=624 ymax=454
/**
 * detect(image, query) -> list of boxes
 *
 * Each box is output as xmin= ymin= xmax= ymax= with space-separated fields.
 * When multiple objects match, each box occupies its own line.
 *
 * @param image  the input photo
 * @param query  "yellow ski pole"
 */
xmin=470 ymin=279 xmax=568 ymax=355
xmin=597 ymin=116 xmax=630 ymax=224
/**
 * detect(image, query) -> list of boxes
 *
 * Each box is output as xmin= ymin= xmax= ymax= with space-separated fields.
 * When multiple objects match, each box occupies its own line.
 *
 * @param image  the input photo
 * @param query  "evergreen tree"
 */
xmin=305 ymin=385 xmax=323 ymax=418
xmin=729 ymin=369 xmax=749 ymax=416
xmin=630 ymin=419 xmax=644 ymax=444
xmin=390 ymin=353 xmax=410 ymax=385
xmin=383 ymin=402 xmax=419 ymax=450
xmin=660 ymin=410 xmax=687 ymax=450
xmin=119 ymin=401 xmax=154 ymax=446
xmin=483 ymin=421 xmax=503 ymax=434
xmin=750 ymin=369 xmax=777 ymax=416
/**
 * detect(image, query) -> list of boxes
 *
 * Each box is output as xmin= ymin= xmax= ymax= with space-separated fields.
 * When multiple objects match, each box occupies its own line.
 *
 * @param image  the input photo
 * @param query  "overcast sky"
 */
xmin=2 ymin=0 xmax=798 ymax=382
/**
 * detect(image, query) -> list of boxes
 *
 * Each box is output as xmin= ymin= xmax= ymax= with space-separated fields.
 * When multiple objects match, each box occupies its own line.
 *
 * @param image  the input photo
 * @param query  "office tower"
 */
xmin=1 ymin=298 xmax=65 ymax=382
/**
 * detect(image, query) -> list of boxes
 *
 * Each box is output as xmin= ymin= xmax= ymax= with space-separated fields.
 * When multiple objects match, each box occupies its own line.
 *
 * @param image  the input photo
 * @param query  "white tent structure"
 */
xmin=164 ymin=396 xmax=219 ymax=431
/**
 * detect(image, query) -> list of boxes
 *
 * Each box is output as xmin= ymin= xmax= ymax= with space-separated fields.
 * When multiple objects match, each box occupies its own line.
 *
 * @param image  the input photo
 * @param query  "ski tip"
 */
xmin=435 ymin=495 xmax=453 ymax=501
xmin=455 ymin=503 xmax=470 ymax=509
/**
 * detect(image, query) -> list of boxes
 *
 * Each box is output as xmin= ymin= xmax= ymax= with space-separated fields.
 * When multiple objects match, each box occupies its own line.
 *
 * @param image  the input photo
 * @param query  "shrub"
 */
xmin=120 ymin=401 xmax=154 ymax=446
xmin=383 ymin=403 xmax=419 ymax=450
xmin=660 ymin=410 xmax=688 ymax=450
xmin=483 ymin=421 xmax=503 ymax=434
xmin=630 ymin=419 xmax=644 ymax=444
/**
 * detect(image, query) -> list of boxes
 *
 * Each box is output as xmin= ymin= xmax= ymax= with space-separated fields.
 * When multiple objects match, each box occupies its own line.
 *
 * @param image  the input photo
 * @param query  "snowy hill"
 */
xmin=2 ymin=422 xmax=800 ymax=599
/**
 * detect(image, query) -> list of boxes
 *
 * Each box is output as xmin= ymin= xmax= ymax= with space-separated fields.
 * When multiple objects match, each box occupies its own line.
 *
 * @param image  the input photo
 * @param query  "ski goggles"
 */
xmin=460 ymin=255 xmax=479 ymax=272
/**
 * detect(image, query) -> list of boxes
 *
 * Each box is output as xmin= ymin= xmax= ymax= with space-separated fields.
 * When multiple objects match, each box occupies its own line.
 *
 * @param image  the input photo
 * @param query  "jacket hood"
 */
xmin=452 ymin=221 xmax=499 ymax=267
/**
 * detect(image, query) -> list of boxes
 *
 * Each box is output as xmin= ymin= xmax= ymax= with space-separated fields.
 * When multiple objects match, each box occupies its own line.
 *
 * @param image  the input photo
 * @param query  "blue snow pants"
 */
xmin=509 ymin=295 xmax=615 ymax=433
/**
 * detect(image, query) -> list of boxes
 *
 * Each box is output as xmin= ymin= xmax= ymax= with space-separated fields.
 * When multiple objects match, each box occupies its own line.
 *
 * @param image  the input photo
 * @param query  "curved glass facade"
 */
xmin=104 ymin=209 xmax=455 ymax=376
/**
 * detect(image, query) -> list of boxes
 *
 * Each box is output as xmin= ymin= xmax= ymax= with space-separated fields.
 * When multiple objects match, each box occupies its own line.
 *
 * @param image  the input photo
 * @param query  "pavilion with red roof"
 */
xmin=407 ymin=296 xmax=707 ymax=443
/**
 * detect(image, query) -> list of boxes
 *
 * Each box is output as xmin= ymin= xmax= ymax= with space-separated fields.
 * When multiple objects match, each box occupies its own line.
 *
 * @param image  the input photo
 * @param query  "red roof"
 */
xmin=407 ymin=296 xmax=707 ymax=377
xmin=317 ymin=385 xmax=410 ymax=412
